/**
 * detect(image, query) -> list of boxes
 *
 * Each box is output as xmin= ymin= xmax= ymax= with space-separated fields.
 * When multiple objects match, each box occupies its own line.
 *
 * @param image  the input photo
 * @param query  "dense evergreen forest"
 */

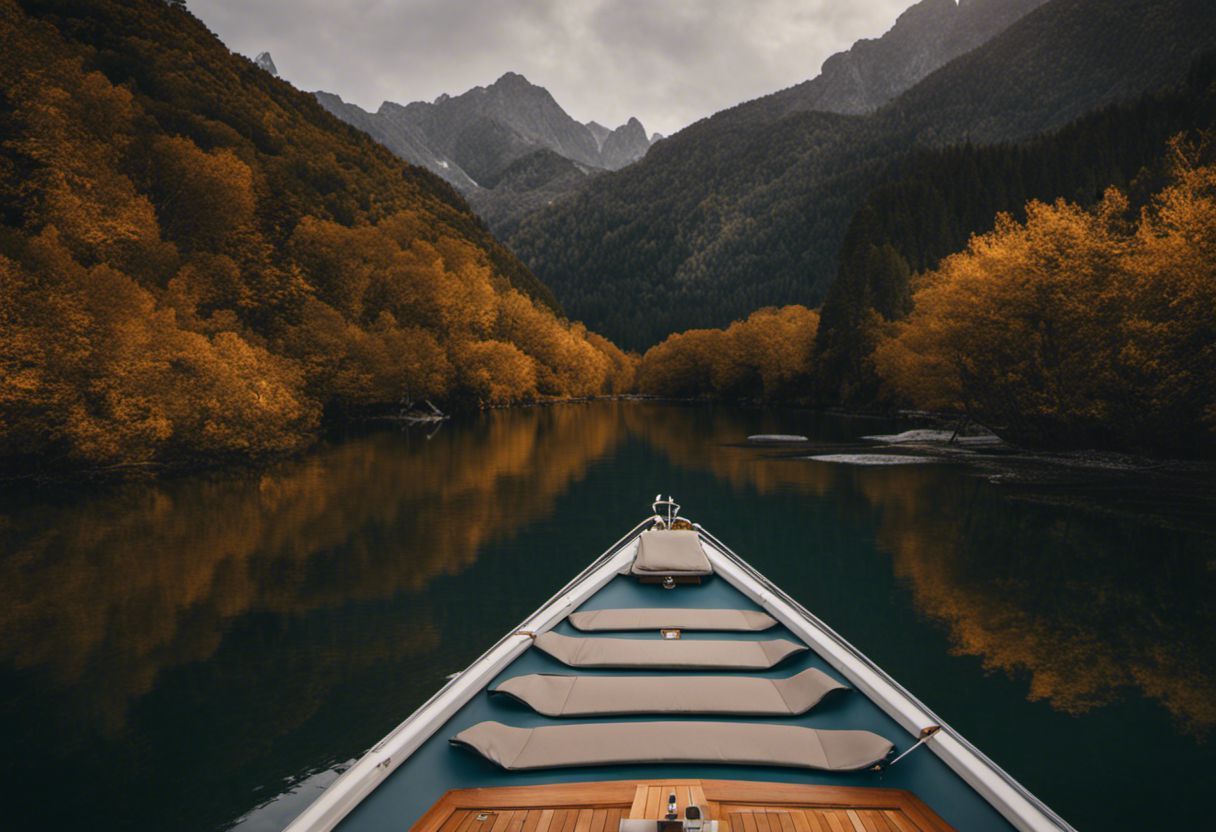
xmin=509 ymin=0 xmax=1216 ymax=351
xmin=0 ymin=0 xmax=632 ymax=477
xmin=815 ymin=53 xmax=1216 ymax=406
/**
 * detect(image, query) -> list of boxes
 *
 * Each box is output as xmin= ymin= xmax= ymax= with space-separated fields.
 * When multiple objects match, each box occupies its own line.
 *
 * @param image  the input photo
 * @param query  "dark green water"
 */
xmin=1 ymin=402 xmax=1213 ymax=831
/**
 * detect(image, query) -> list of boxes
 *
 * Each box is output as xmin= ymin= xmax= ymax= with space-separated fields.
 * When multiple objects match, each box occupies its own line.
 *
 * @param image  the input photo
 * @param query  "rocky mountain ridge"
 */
xmin=507 ymin=0 xmax=1216 ymax=350
xmin=313 ymin=72 xmax=657 ymax=231
xmin=254 ymin=50 xmax=277 ymax=76
xmin=753 ymin=0 xmax=1052 ymax=119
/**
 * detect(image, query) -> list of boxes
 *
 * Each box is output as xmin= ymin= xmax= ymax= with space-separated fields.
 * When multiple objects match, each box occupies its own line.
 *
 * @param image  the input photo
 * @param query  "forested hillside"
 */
xmin=0 ymin=0 xmax=631 ymax=477
xmin=641 ymin=127 xmax=1216 ymax=453
xmin=816 ymin=53 xmax=1216 ymax=404
xmin=875 ymin=135 xmax=1215 ymax=453
xmin=509 ymin=0 xmax=1216 ymax=350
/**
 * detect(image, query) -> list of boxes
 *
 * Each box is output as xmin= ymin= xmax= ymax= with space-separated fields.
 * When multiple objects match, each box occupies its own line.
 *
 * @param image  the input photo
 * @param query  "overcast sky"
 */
xmin=188 ymin=0 xmax=914 ymax=137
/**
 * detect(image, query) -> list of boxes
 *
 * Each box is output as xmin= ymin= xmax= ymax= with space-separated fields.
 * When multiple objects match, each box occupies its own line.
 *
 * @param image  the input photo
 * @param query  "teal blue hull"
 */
xmin=337 ymin=574 xmax=1017 ymax=831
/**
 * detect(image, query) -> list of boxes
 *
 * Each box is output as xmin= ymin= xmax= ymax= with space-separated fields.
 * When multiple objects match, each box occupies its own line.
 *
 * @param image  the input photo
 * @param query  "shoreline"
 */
xmin=2 ymin=398 xmax=1210 ymax=489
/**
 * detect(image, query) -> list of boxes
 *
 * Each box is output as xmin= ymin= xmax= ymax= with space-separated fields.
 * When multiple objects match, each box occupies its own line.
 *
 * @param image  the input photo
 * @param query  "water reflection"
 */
xmin=621 ymin=404 xmax=837 ymax=496
xmin=0 ymin=405 xmax=624 ymax=739
xmin=854 ymin=466 xmax=1216 ymax=736
xmin=641 ymin=417 xmax=1216 ymax=738
xmin=0 ymin=402 xmax=1213 ymax=832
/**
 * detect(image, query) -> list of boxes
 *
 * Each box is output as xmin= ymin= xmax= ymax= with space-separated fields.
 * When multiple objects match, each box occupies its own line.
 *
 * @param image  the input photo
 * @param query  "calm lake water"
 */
xmin=1 ymin=402 xmax=1213 ymax=831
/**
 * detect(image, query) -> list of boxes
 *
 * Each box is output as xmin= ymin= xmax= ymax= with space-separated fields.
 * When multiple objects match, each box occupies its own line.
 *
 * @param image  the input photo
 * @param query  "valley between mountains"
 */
xmin=2 ymin=0 xmax=1214 ymax=478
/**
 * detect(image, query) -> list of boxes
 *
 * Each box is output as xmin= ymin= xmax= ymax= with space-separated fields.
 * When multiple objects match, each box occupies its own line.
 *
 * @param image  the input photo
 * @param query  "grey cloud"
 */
xmin=188 ymin=0 xmax=912 ymax=136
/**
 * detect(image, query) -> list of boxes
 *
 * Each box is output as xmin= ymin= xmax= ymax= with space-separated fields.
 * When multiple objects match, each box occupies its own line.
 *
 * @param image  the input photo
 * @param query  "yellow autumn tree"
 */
xmin=149 ymin=135 xmax=258 ymax=253
xmin=495 ymin=290 xmax=611 ymax=397
xmin=636 ymin=329 xmax=720 ymax=398
xmin=13 ymin=73 xmax=169 ymax=278
xmin=164 ymin=253 xmax=248 ymax=330
xmin=712 ymin=306 xmax=820 ymax=399
xmin=584 ymin=331 xmax=638 ymax=394
xmin=1121 ymin=136 xmax=1216 ymax=439
xmin=456 ymin=340 xmax=539 ymax=406
xmin=637 ymin=305 xmax=819 ymax=400
xmin=875 ymin=135 xmax=1215 ymax=452
xmin=0 ymin=231 xmax=316 ymax=469
xmin=287 ymin=217 xmax=383 ymax=318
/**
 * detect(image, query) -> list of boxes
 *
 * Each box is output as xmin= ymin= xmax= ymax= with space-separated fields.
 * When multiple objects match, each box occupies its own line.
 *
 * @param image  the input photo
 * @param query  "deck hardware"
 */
xmin=885 ymin=724 xmax=942 ymax=768
xmin=666 ymin=792 xmax=678 ymax=820
xmin=661 ymin=628 xmax=682 ymax=639
xmin=514 ymin=630 xmax=537 ymax=640
xmin=620 ymin=821 xmax=720 ymax=832
xmin=475 ymin=813 xmax=491 ymax=822
xmin=662 ymin=576 xmax=676 ymax=589
xmin=375 ymin=756 xmax=390 ymax=769
xmin=652 ymin=495 xmax=682 ymax=527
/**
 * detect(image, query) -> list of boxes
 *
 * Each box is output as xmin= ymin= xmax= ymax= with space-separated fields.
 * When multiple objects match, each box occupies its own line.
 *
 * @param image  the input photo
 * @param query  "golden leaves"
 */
xmin=0 ymin=6 xmax=636 ymax=471
xmin=637 ymin=305 xmax=820 ymax=400
xmin=875 ymin=142 xmax=1216 ymax=449
xmin=1 ymin=233 xmax=318 ymax=468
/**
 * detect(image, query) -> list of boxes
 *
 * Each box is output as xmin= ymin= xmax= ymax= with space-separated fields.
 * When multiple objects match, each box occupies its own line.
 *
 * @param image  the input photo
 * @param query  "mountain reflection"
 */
xmin=0 ymin=404 xmax=624 ymax=735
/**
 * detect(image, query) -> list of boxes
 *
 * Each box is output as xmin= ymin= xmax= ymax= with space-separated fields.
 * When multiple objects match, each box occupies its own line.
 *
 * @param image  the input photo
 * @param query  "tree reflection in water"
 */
xmin=633 ymin=405 xmax=1216 ymax=738
xmin=0 ymin=401 xmax=1213 ymax=832
xmin=0 ymin=404 xmax=624 ymax=738
xmin=856 ymin=466 xmax=1216 ymax=738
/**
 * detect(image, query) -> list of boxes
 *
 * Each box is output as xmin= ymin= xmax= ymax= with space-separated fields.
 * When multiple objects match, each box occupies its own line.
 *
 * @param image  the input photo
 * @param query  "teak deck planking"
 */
xmin=411 ymin=780 xmax=956 ymax=832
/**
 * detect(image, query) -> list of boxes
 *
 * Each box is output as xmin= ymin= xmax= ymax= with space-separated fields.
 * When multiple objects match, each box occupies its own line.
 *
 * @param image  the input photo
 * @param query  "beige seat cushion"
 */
xmin=630 ymin=529 xmax=712 ymax=576
xmin=492 ymin=668 xmax=845 ymax=716
xmin=568 ymin=608 xmax=777 ymax=632
xmin=533 ymin=631 xmax=805 ymax=669
xmin=452 ymin=720 xmax=892 ymax=771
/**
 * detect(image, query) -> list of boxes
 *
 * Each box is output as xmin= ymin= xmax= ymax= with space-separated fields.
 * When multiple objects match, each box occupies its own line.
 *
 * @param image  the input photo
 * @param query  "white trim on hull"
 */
xmin=283 ymin=517 xmax=1076 ymax=832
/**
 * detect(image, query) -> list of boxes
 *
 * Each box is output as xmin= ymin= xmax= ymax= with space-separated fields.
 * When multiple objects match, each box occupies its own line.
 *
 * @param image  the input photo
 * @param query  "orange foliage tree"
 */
xmin=875 ymin=136 xmax=1215 ymax=452
xmin=637 ymin=306 xmax=820 ymax=400
xmin=0 ymin=0 xmax=635 ymax=475
xmin=496 ymin=290 xmax=613 ymax=397
xmin=0 ymin=232 xmax=317 ymax=470
xmin=456 ymin=340 xmax=539 ymax=406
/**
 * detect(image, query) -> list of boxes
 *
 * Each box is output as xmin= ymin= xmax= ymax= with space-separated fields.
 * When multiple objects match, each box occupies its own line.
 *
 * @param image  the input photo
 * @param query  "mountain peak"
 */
xmin=316 ymin=71 xmax=657 ymax=228
xmin=493 ymin=71 xmax=533 ymax=89
xmin=599 ymin=117 xmax=651 ymax=170
xmin=586 ymin=120 xmax=612 ymax=150
xmin=254 ymin=51 xmax=277 ymax=77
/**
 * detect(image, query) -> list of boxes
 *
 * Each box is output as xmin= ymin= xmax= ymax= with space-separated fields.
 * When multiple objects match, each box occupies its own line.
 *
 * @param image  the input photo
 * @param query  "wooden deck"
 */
xmin=412 ymin=780 xmax=956 ymax=832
